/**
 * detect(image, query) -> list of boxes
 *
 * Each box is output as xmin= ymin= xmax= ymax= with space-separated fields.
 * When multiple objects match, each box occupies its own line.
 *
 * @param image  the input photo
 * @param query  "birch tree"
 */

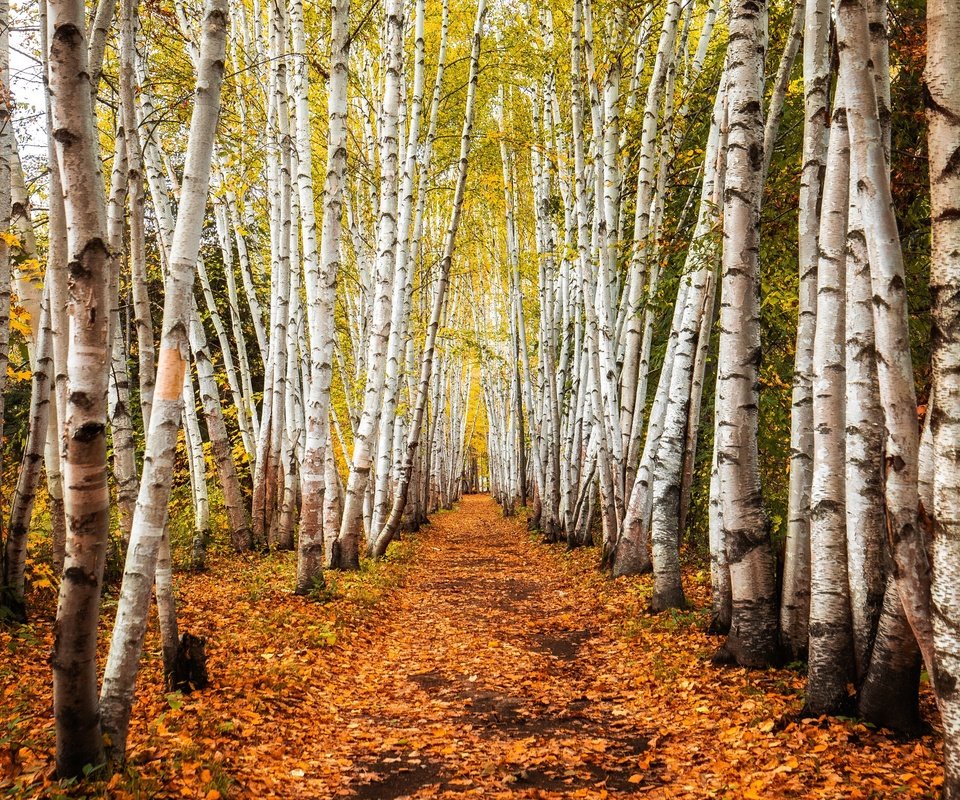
xmin=929 ymin=0 xmax=960 ymax=789
xmin=46 ymin=0 xmax=114 ymax=775
xmin=712 ymin=0 xmax=777 ymax=668
xmin=805 ymin=84 xmax=853 ymax=714
xmin=100 ymin=0 xmax=228 ymax=760
xmin=329 ymin=0 xmax=403 ymax=569
xmin=295 ymin=0 xmax=351 ymax=589
xmin=837 ymin=0 xmax=935 ymax=682
xmin=781 ymin=0 xmax=828 ymax=662
xmin=372 ymin=0 xmax=487 ymax=556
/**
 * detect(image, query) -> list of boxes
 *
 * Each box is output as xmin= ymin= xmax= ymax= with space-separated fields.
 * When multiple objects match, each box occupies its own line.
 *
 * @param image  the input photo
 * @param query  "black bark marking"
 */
xmin=73 ymin=421 xmax=105 ymax=442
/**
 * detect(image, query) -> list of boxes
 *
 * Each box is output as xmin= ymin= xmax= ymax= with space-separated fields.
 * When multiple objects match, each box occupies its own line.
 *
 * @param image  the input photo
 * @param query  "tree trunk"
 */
xmin=47 ymin=0 xmax=114 ymax=776
xmin=782 ymin=0 xmax=830 ymax=663
xmin=295 ymin=0 xmax=350 ymax=590
xmin=99 ymin=0 xmax=228 ymax=761
xmin=371 ymin=0 xmax=487 ymax=558
xmin=805 ymin=86 xmax=854 ymax=715
xmin=713 ymin=0 xmax=777 ymax=668
xmin=838 ymin=0 xmax=935 ymax=683
xmin=2 ymin=287 xmax=53 ymax=622
xmin=928 ymin=0 xmax=960 ymax=788
xmin=331 ymin=0 xmax=403 ymax=569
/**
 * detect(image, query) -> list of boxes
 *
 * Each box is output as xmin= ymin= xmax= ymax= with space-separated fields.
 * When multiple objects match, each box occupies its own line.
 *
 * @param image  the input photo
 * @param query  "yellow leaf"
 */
xmin=628 ymin=774 xmax=643 ymax=784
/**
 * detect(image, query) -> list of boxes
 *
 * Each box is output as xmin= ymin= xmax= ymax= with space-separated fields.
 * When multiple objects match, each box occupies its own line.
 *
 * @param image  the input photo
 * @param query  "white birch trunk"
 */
xmin=120 ymin=0 xmax=155 ymax=427
xmin=838 ymin=0 xmax=935 ymax=682
xmin=781 ymin=0 xmax=830 ymax=661
xmin=713 ymin=0 xmax=777 ymax=668
xmin=647 ymin=80 xmax=727 ymax=608
xmin=295 ymin=0 xmax=350 ymax=589
xmin=372 ymin=0 xmax=487 ymax=556
xmin=99 ymin=0 xmax=228 ymax=759
xmin=2 ymin=286 xmax=53 ymax=622
xmin=371 ymin=0 xmax=428 ymax=541
xmin=47 ymin=0 xmax=114 ymax=775
xmin=844 ymin=166 xmax=886 ymax=685
xmin=928 ymin=0 xmax=960 ymax=788
xmin=806 ymin=87 xmax=853 ymax=715
xmin=332 ymin=0 xmax=403 ymax=568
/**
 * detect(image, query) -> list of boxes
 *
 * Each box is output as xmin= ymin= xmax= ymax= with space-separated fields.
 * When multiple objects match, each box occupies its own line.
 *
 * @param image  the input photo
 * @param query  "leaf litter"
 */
xmin=0 ymin=494 xmax=942 ymax=798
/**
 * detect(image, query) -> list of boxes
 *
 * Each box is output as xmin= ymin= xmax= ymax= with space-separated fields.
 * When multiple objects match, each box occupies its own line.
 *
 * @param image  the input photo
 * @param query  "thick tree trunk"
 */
xmin=858 ymin=577 xmax=922 ymax=734
xmin=838 ymin=0 xmax=935 ymax=683
xmin=713 ymin=0 xmax=777 ymax=668
xmin=46 ymin=0 xmax=114 ymax=775
xmin=928 ymin=0 xmax=960 ymax=789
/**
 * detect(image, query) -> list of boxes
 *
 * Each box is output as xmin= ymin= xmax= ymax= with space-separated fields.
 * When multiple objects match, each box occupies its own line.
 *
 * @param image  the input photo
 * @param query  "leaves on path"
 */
xmin=1 ymin=496 xmax=942 ymax=798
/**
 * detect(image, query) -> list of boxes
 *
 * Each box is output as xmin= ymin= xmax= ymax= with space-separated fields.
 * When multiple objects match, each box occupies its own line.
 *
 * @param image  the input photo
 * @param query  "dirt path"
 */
xmin=332 ymin=493 xmax=652 ymax=798
xmin=2 ymin=494 xmax=943 ymax=799
xmin=205 ymin=494 xmax=938 ymax=799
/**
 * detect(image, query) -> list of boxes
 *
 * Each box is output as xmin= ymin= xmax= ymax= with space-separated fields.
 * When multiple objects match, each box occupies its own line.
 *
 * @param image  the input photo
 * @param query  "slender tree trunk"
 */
xmin=120 ymin=0 xmax=154 ymax=426
xmin=99 ymin=0 xmax=228 ymax=761
xmin=805 ymin=86 xmax=854 ymax=714
xmin=844 ymin=166 xmax=887 ymax=686
xmin=42 ymin=0 xmax=69 ymax=573
xmin=372 ymin=0 xmax=487 ymax=558
xmin=330 ymin=0 xmax=403 ymax=569
xmin=370 ymin=0 xmax=428 ymax=543
xmin=2 ymin=288 xmax=53 ymax=622
xmin=2 ymin=144 xmax=47 ymax=621
xmin=295 ymin=0 xmax=350 ymax=590
xmin=782 ymin=0 xmax=830 ymax=663
xmin=620 ymin=0 xmax=684 ymax=489
xmin=647 ymin=74 xmax=727 ymax=609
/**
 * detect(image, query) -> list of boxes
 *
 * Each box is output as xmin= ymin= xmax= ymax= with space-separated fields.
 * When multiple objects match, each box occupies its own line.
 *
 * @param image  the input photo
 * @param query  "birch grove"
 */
xmin=0 ymin=0 xmax=958 ymax=787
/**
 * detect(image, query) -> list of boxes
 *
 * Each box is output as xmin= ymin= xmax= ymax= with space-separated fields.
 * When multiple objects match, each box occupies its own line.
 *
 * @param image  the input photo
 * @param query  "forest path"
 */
xmin=331 ymin=493 xmax=653 ymax=799
xmin=275 ymin=493 xmax=939 ymax=800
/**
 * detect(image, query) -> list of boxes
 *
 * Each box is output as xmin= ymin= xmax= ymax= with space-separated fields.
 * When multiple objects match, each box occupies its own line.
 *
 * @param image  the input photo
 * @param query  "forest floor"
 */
xmin=0 ymin=493 xmax=945 ymax=799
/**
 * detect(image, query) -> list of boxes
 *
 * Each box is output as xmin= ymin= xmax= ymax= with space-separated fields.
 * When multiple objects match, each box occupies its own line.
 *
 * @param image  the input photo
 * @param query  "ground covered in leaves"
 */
xmin=1 ymin=494 xmax=945 ymax=798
